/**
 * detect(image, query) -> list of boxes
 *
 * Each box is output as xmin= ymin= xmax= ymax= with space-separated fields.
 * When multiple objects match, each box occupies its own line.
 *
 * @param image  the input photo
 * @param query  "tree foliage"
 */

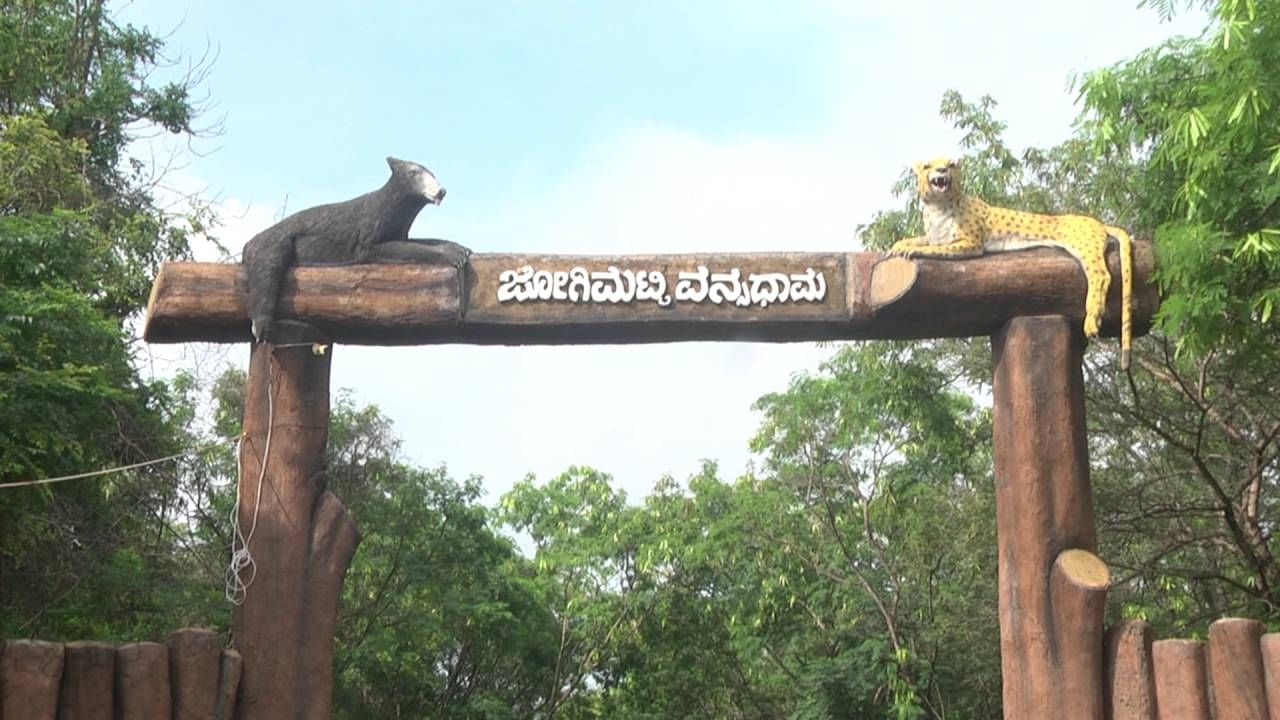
xmin=1076 ymin=0 xmax=1280 ymax=366
xmin=0 ymin=0 xmax=214 ymax=638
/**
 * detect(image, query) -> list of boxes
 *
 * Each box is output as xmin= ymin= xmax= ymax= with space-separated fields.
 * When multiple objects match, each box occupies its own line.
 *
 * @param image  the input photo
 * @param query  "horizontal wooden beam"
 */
xmin=143 ymin=241 xmax=1157 ymax=345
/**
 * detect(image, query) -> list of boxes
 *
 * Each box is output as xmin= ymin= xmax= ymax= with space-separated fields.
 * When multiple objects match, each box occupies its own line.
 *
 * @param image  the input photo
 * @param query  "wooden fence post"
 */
xmin=232 ymin=337 xmax=359 ymax=720
xmin=992 ymin=316 xmax=1111 ymax=720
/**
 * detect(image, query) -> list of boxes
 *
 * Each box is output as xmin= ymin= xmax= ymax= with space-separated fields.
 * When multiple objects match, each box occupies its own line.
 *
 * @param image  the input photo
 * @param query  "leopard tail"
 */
xmin=1105 ymin=225 xmax=1134 ymax=370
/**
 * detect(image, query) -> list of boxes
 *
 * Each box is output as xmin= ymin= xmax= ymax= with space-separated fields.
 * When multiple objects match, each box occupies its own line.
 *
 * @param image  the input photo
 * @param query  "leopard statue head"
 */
xmin=913 ymin=157 xmax=961 ymax=202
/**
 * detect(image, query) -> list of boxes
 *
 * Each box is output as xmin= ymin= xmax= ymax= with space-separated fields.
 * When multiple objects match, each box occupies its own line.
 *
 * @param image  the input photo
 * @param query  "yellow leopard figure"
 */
xmin=889 ymin=156 xmax=1134 ymax=369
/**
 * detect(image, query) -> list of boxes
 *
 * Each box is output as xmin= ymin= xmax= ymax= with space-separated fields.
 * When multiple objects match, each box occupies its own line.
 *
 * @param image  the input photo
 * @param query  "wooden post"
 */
xmin=216 ymin=649 xmax=243 ymax=720
xmin=1 ymin=640 xmax=64 ymax=720
xmin=1208 ymin=618 xmax=1270 ymax=720
xmin=1262 ymin=634 xmax=1280 ymax=720
xmin=1105 ymin=620 xmax=1157 ymax=720
xmin=58 ymin=641 xmax=115 ymax=720
xmin=992 ymin=316 xmax=1111 ymax=720
xmin=115 ymin=642 xmax=170 ymax=719
xmin=232 ymin=336 xmax=359 ymax=720
xmin=1152 ymin=639 xmax=1211 ymax=720
xmin=168 ymin=628 xmax=224 ymax=720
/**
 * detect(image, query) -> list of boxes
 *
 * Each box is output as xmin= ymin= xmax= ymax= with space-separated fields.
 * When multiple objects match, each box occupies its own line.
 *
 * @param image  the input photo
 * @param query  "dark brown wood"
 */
xmin=1208 ymin=618 xmax=1269 ymax=720
xmin=168 ymin=629 xmax=223 ymax=720
xmin=1263 ymin=634 xmax=1280 ymax=720
xmin=299 ymin=492 xmax=361 ymax=719
xmin=1105 ymin=620 xmax=1156 ymax=720
xmin=232 ymin=340 xmax=358 ymax=720
xmin=145 ymin=262 xmax=461 ymax=344
xmin=1152 ymin=639 xmax=1211 ymax=720
xmin=992 ymin=316 xmax=1108 ymax=720
xmin=1 ymin=640 xmax=64 ymax=720
xmin=115 ymin=642 xmax=170 ymax=720
xmin=215 ymin=649 xmax=242 ymax=720
xmin=142 ymin=241 xmax=1156 ymax=345
xmin=57 ymin=641 xmax=114 ymax=720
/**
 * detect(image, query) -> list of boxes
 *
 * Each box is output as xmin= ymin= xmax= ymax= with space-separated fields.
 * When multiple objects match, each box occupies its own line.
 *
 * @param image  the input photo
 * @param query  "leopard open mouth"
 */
xmin=930 ymin=175 xmax=951 ymax=192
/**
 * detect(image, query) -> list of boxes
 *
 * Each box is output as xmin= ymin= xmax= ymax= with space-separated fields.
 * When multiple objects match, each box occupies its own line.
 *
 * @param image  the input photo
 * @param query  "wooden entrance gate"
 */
xmin=139 ymin=243 xmax=1166 ymax=718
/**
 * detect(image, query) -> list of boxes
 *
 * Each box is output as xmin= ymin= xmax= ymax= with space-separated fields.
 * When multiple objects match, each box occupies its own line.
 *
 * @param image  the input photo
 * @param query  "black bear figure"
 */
xmin=241 ymin=157 xmax=471 ymax=342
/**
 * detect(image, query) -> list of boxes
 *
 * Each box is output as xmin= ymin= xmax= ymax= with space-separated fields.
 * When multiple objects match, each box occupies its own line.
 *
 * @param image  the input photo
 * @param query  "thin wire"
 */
xmin=0 ymin=441 xmax=235 ymax=489
xmin=226 ymin=353 xmax=276 ymax=605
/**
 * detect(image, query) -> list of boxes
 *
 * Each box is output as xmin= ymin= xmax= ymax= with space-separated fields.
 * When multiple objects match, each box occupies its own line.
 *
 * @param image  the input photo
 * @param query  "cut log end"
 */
xmin=1057 ymin=548 xmax=1112 ymax=589
xmin=869 ymin=257 xmax=918 ymax=309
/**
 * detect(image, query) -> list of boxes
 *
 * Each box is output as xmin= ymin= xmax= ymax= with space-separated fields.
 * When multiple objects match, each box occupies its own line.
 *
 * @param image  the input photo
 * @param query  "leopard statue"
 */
xmin=888 ymin=156 xmax=1133 ymax=369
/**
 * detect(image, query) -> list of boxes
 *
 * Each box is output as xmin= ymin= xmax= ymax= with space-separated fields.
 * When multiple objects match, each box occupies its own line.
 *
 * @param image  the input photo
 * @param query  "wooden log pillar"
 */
xmin=992 ymin=316 xmax=1111 ymax=720
xmin=232 ymin=337 xmax=359 ymax=720
xmin=1152 ymin=639 xmax=1211 ymax=720
xmin=216 ymin=649 xmax=243 ymax=720
xmin=1 ymin=640 xmax=64 ymax=720
xmin=1208 ymin=618 xmax=1270 ymax=719
xmin=1105 ymin=620 xmax=1157 ymax=720
xmin=168 ymin=628 xmax=224 ymax=720
xmin=115 ymin=642 xmax=170 ymax=719
xmin=1262 ymin=634 xmax=1280 ymax=720
xmin=58 ymin=641 xmax=115 ymax=719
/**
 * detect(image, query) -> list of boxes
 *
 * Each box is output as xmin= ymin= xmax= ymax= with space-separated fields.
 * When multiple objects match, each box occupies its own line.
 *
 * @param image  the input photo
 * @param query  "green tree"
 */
xmin=1076 ymin=0 xmax=1280 ymax=367
xmin=1070 ymin=0 xmax=1280 ymax=618
xmin=200 ymin=374 xmax=561 ymax=719
xmin=0 ymin=0 xmax=217 ymax=638
xmin=859 ymin=5 xmax=1280 ymax=627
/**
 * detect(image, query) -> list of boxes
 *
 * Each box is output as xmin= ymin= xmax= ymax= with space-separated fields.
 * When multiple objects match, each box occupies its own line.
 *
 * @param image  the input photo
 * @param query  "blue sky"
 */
xmin=125 ymin=1 xmax=1205 ymax=504
xmin=126 ymin=1 xmax=846 ymax=209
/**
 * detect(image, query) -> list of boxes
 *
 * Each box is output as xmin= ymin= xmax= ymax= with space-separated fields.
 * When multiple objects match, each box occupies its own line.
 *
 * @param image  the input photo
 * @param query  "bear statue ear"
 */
xmin=386 ymin=156 xmax=403 ymax=170
xmin=913 ymin=161 xmax=926 ymax=174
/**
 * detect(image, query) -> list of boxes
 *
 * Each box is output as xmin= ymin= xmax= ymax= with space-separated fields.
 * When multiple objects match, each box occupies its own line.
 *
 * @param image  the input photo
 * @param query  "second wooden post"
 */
xmin=233 ymin=339 xmax=360 ymax=719
xmin=992 ymin=316 xmax=1111 ymax=720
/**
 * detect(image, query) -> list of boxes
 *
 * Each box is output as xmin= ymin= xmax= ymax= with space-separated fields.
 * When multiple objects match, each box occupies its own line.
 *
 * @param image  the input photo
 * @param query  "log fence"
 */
xmin=0 ymin=629 xmax=240 ymax=720
xmin=1105 ymin=617 xmax=1280 ymax=720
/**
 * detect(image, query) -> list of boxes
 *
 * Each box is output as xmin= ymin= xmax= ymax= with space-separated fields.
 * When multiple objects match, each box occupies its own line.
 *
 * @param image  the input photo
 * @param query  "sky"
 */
xmin=121 ymin=0 xmax=1205 ymax=505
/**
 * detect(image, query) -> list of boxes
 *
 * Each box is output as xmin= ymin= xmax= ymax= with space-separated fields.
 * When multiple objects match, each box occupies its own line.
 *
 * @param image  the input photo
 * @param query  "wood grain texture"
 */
xmin=215 ymin=649 xmax=242 ymax=720
xmin=1263 ymin=634 xmax=1280 ymax=720
xmin=1208 ymin=618 xmax=1269 ymax=720
xmin=1152 ymin=639 xmax=1211 ymax=720
xmin=232 ymin=342 xmax=358 ymax=720
xmin=143 ymin=241 xmax=1156 ymax=345
xmin=57 ymin=641 xmax=114 ymax=720
xmin=168 ymin=629 xmax=223 ymax=720
xmin=1105 ymin=620 xmax=1156 ymax=720
xmin=991 ymin=317 xmax=1106 ymax=720
xmin=1 ymin=640 xmax=64 ymax=720
xmin=115 ymin=642 xmax=170 ymax=720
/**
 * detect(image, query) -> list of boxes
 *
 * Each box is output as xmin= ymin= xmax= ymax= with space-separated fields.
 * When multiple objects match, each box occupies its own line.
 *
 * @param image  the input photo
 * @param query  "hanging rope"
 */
xmin=226 ymin=353 xmax=277 ymax=605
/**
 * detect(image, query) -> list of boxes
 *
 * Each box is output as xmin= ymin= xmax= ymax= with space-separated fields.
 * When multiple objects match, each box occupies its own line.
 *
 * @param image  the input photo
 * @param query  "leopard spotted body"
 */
xmin=889 ymin=157 xmax=1134 ymax=368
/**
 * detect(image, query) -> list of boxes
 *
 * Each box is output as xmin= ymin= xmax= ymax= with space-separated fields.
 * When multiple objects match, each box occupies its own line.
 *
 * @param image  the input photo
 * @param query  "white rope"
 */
xmin=226 ymin=355 xmax=276 ymax=605
xmin=0 ymin=443 xmax=234 ymax=489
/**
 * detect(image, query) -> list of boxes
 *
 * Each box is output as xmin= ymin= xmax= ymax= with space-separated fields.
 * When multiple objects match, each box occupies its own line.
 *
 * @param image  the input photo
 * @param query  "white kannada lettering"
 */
xmin=497 ymin=264 xmax=827 ymax=307
xmin=675 ymin=266 xmax=710 ymax=302
xmin=788 ymin=267 xmax=827 ymax=302
xmin=589 ymin=266 xmax=636 ymax=303
xmin=747 ymin=272 xmax=790 ymax=307
xmin=635 ymin=270 xmax=673 ymax=307
xmin=708 ymin=268 xmax=751 ymax=307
